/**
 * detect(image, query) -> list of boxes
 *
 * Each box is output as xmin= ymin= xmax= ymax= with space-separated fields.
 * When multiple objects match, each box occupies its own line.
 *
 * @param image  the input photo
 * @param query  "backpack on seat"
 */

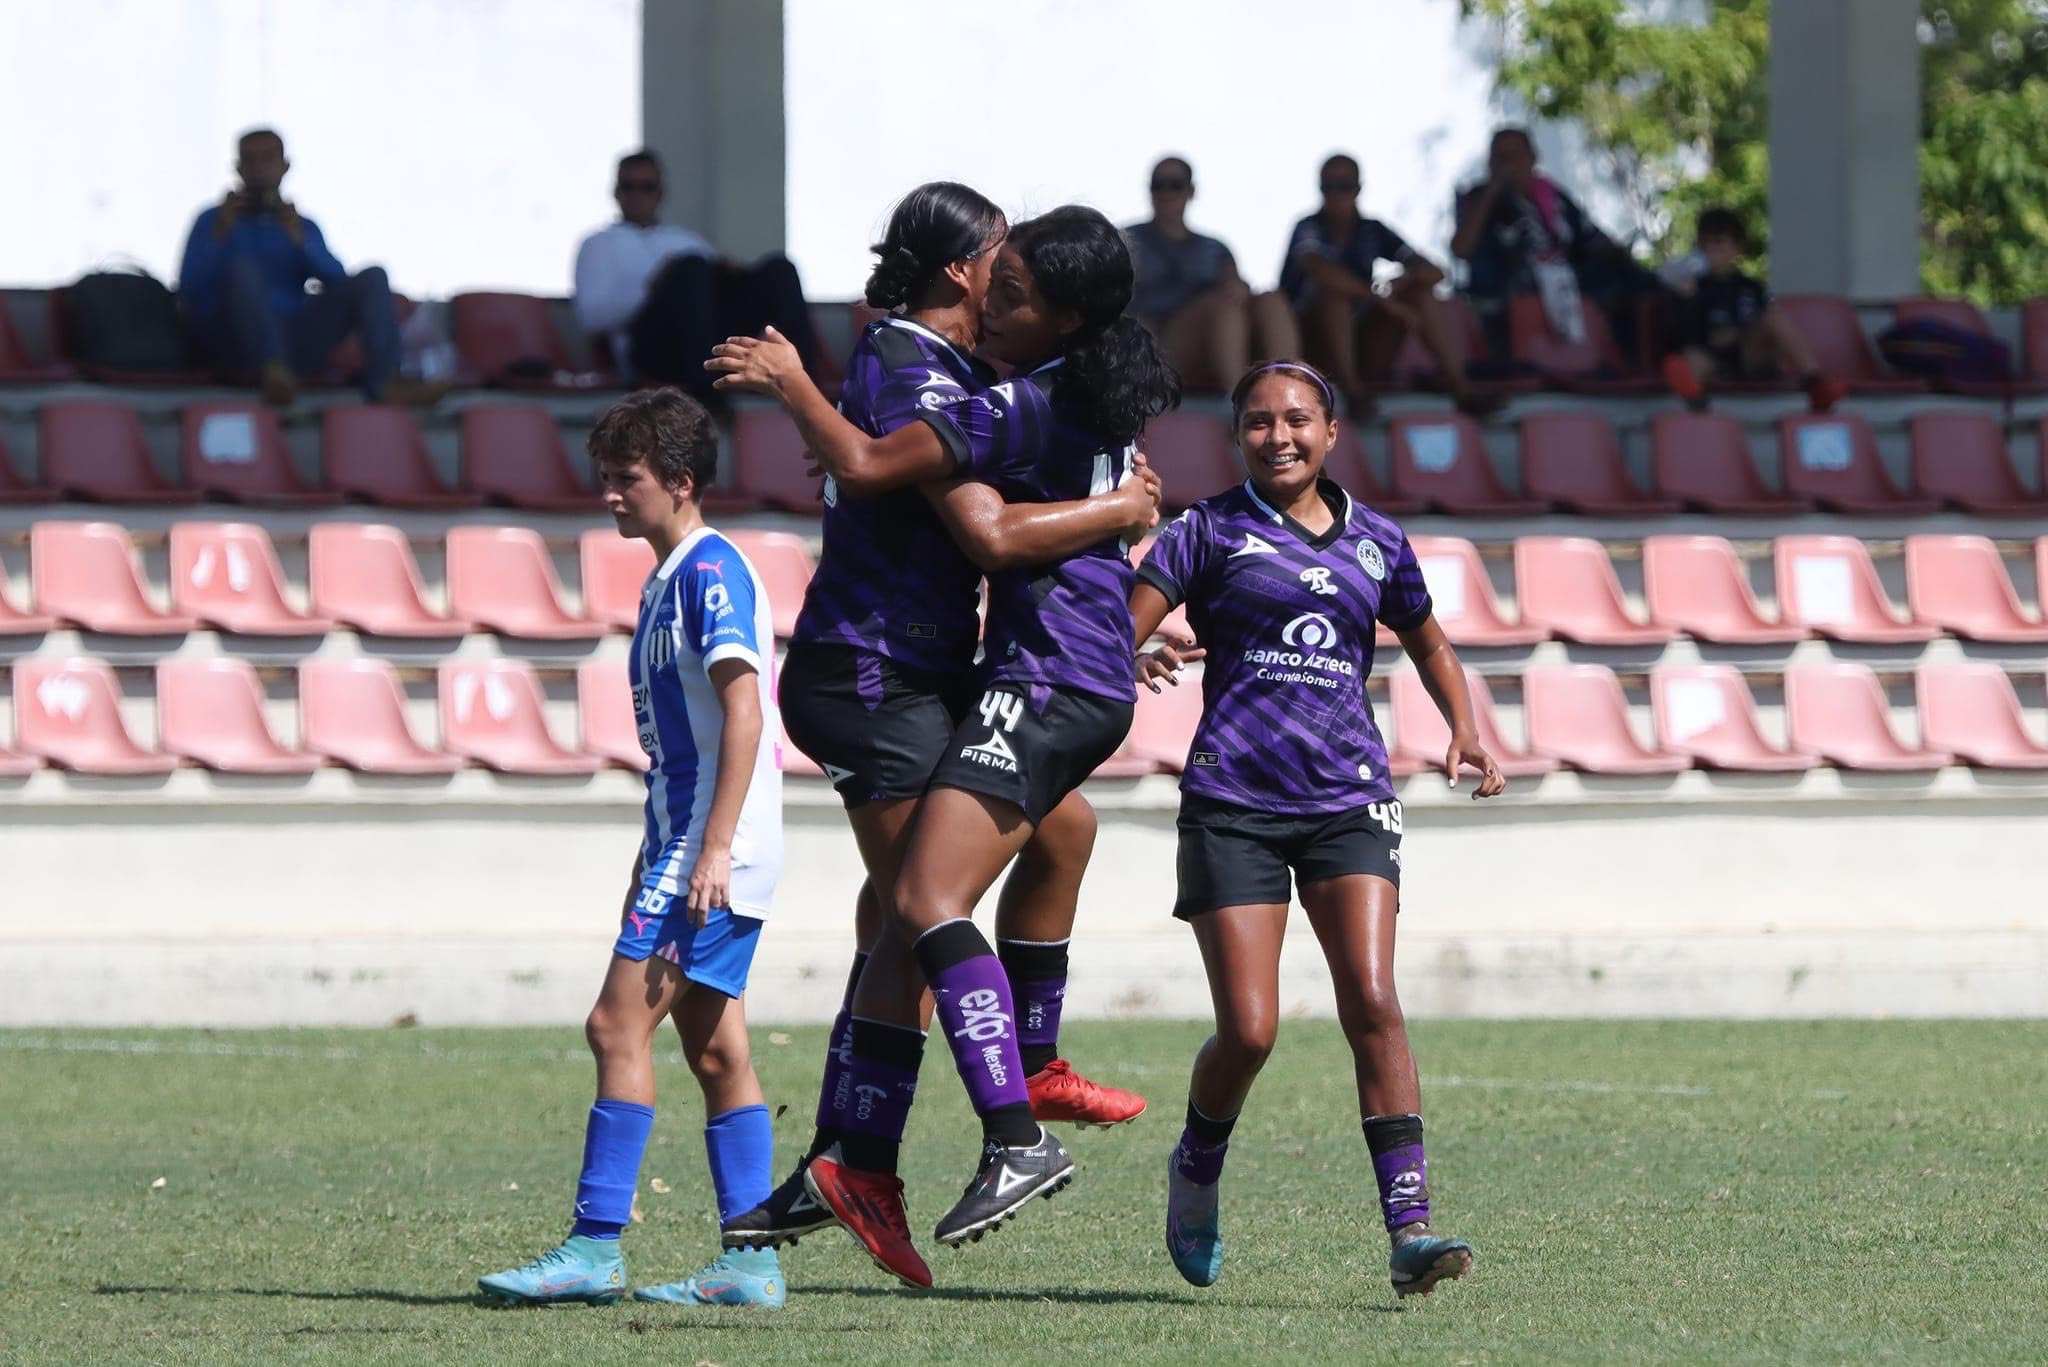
xmin=62 ymin=269 xmax=192 ymax=374
xmin=1876 ymin=317 xmax=2013 ymax=384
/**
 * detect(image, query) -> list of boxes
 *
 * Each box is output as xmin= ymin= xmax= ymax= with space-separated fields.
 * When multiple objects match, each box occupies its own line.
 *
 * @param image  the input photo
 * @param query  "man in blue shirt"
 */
xmin=179 ymin=128 xmax=439 ymax=407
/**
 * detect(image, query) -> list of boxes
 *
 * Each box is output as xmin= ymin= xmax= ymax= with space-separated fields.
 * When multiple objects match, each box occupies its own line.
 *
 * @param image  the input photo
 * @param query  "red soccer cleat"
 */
xmin=1027 ymin=1058 xmax=1149 ymax=1128
xmin=802 ymin=1145 xmax=933 ymax=1289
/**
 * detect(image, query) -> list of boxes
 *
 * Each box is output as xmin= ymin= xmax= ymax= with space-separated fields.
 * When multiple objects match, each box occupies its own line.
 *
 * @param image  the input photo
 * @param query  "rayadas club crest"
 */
xmin=1356 ymin=539 xmax=1386 ymax=581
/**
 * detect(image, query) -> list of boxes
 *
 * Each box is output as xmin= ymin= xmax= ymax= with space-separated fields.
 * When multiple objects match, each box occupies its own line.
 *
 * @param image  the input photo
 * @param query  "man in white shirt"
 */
xmin=573 ymin=149 xmax=820 ymax=396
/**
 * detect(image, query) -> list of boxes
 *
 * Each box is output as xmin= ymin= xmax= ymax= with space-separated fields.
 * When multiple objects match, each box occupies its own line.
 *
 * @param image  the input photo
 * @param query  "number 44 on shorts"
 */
xmin=959 ymin=690 xmax=1023 ymax=773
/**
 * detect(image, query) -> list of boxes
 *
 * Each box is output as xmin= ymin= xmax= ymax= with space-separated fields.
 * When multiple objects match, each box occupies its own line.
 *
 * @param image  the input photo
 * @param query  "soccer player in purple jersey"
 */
xmin=1132 ymin=359 xmax=1506 ymax=1299
xmin=713 ymin=206 xmax=1180 ymax=1287
xmin=704 ymin=185 xmax=1155 ymax=1257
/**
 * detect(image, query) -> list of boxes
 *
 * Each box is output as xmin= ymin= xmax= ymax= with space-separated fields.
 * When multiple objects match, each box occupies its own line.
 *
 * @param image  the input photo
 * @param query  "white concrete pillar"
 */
xmin=641 ymin=0 xmax=787 ymax=258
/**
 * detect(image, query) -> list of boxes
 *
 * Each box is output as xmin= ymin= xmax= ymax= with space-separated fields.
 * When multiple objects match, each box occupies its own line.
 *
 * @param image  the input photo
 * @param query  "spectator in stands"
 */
xmin=1281 ymin=154 xmax=1495 ymax=416
xmin=179 ymin=128 xmax=436 ymax=408
xmin=1661 ymin=208 xmax=1843 ymax=412
xmin=1125 ymin=156 xmax=1298 ymax=394
xmin=573 ymin=150 xmax=821 ymax=400
xmin=1451 ymin=127 xmax=1658 ymax=365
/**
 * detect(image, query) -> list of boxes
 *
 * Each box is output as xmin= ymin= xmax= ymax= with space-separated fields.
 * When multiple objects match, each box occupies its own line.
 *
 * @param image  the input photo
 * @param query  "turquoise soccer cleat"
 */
xmin=1165 ymin=1153 xmax=1224 ymax=1288
xmin=477 ymin=1234 xmax=628 ymax=1306
xmin=1389 ymin=1225 xmax=1473 ymax=1297
xmin=632 ymin=1248 xmax=787 ymax=1308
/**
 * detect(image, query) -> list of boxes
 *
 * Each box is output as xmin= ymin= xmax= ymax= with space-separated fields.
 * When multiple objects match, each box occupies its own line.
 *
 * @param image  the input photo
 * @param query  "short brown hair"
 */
xmin=586 ymin=387 xmax=717 ymax=500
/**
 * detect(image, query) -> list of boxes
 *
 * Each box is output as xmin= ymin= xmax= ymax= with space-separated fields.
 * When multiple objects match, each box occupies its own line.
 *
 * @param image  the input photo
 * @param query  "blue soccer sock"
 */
xmin=570 ymin=1098 xmax=655 ymax=1240
xmin=704 ymin=1104 xmax=775 ymax=1227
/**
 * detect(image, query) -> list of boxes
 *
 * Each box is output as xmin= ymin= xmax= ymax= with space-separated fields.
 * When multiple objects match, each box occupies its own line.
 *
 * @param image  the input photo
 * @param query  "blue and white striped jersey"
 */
xmin=628 ymin=526 xmax=783 ymax=917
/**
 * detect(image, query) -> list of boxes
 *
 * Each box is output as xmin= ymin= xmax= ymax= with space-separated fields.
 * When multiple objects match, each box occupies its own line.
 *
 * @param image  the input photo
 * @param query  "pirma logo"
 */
xmin=1357 ymin=539 xmax=1386 ymax=581
xmin=1280 ymin=612 xmax=1338 ymax=650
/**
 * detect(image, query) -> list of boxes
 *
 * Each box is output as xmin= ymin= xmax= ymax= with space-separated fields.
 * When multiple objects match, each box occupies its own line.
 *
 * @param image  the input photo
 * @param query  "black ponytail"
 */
xmin=1008 ymin=206 xmax=1182 ymax=444
xmin=862 ymin=181 xmax=1006 ymax=311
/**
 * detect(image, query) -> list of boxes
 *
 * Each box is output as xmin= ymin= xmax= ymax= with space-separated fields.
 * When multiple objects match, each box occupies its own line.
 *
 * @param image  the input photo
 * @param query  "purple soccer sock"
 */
xmin=809 ymin=952 xmax=868 ymax=1156
xmin=1363 ymin=1113 xmax=1432 ymax=1232
xmin=915 ymin=920 xmax=1037 ymax=1146
xmin=998 ymin=937 xmax=1068 ymax=1077
xmin=1172 ymin=1100 xmax=1237 ymax=1186
xmin=835 ymin=1017 xmax=924 ymax=1174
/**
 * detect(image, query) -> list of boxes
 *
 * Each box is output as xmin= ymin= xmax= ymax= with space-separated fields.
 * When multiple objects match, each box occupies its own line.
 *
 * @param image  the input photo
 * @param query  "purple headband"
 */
xmin=1238 ymin=361 xmax=1335 ymax=411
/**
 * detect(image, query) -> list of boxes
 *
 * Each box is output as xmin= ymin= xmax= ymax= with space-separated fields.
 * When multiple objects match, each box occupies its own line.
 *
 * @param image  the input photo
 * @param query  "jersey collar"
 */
xmin=1241 ymin=477 xmax=1352 ymax=550
xmin=654 ymin=524 xmax=718 ymax=581
xmin=881 ymin=316 xmax=977 ymax=373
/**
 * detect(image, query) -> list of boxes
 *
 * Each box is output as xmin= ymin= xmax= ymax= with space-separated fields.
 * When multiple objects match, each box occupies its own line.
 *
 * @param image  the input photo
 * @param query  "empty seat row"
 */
xmin=0 ymin=523 xmax=813 ymax=641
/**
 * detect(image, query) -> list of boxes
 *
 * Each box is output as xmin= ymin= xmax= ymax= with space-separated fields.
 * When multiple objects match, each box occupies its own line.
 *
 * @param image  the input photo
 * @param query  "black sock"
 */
xmin=835 ymin=1017 xmax=925 ymax=1175
xmin=805 ymin=951 xmax=870 ymax=1162
xmin=1184 ymin=1100 xmax=1238 ymax=1147
xmin=997 ymin=937 xmax=1069 ymax=1077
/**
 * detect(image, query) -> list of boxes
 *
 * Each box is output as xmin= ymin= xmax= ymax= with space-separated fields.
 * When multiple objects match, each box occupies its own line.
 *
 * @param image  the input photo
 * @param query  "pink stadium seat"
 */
xmin=2025 ymin=298 xmax=2048 ymax=381
xmin=1648 ymin=412 xmax=1808 ymax=515
xmin=1775 ymin=294 xmax=1922 ymax=392
xmin=156 ymin=657 xmax=319 ymax=774
xmin=1519 ymin=413 xmax=1679 ymax=515
xmin=1902 ymin=534 xmax=2048 ymax=643
xmin=1407 ymin=536 xmax=1548 ymax=646
xmin=0 ymin=430 xmax=56 ymax=503
xmin=1390 ymin=667 xmax=1555 ymax=778
xmin=308 ymin=523 xmax=472 ymax=638
xmin=1650 ymin=665 xmax=1816 ymax=771
xmin=1394 ymin=294 xmax=1537 ymax=397
xmin=727 ymin=530 xmax=815 ymax=639
xmin=1641 ymin=535 xmax=1806 ymax=644
xmin=459 ymin=405 xmax=596 ymax=512
xmin=1908 ymin=412 xmax=2048 ymax=517
xmin=1124 ymin=669 xmax=1205 ymax=772
xmin=0 ymin=727 xmax=43 ymax=776
xmin=726 ymin=408 xmax=820 ymax=513
xmin=1388 ymin=414 xmax=1545 ymax=516
xmin=323 ymin=405 xmax=483 ymax=510
xmin=168 ymin=522 xmax=334 ymax=636
xmin=1129 ymin=537 xmax=1192 ymax=645
xmin=1142 ymin=413 xmax=1240 ymax=511
xmin=1513 ymin=537 xmax=1672 ymax=645
xmin=1779 ymin=413 xmax=1939 ymax=515
xmin=1508 ymin=294 xmax=1656 ymax=390
xmin=579 ymin=530 xmax=656 ymax=630
xmin=12 ymin=656 xmax=177 ymax=775
xmin=1916 ymin=663 xmax=2048 ymax=770
xmin=446 ymin=525 xmax=606 ymax=641
xmin=1523 ymin=664 xmax=1689 ymax=775
xmin=31 ymin=521 xmax=199 ymax=635
xmin=1785 ymin=662 xmax=1952 ymax=772
xmin=440 ymin=660 xmax=601 ymax=775
xmin=1773 ymin=535 xmax=1936 ymax=644
xmin=1321 ymin=425 xmax=1421 ymax=516
xmin=299 ymin=658 xmax=462 ymax=775
xmin=0 ymin=548 xmax=57 ymax=634
xmin=178 ymin=402 xmax=341 ymax=506
xmin=449 ymin=291 xmax=574 ymax=384
xmin=39 ymin=401 xmax=197 ymax=504
xmin=576 ymin=657 xmax=648 ymax=771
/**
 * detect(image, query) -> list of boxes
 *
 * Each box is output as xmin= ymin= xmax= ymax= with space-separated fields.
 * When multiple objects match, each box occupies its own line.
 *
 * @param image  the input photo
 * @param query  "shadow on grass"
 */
xmin=96 ymin=1284 xmax=481 ymax=1307
xmin=797 ymin=1282 xmax=1203 ymax=1306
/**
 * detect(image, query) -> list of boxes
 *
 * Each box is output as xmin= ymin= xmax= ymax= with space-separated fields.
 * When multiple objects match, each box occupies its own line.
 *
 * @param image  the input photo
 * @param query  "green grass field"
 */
xmin=4 ymin=1020 xmax=2045 ymax=1365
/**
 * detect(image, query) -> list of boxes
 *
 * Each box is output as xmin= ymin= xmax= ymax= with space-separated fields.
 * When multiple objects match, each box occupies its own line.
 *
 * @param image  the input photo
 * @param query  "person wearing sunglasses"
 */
xmin=1124 ymin=157 xmax=1298 ymax=395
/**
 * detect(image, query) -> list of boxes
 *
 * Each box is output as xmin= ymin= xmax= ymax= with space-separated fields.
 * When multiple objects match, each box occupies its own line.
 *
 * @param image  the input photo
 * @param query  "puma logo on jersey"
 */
xmin=1229 ymin=533 xmax=1279 ymax=558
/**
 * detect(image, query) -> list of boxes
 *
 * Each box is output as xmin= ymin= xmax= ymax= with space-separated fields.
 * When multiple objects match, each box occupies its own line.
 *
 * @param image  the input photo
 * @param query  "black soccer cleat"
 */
xmin=933 ymin=1126 xmax=1074 ymax=1247
xmin=721 ymin=1164 xmax=836 ymax=1250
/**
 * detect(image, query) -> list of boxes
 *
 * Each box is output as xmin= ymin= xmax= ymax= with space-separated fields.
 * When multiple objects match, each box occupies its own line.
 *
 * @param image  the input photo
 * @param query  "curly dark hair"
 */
xmin=586 ymin=387 xmax=717 ymax=501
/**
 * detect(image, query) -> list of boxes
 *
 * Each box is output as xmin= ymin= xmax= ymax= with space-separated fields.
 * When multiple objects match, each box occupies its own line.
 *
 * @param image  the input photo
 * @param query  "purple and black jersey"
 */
xmin=790 ymin=317 xmax=991 ymax=676
xmin=920 ymin=360 xmax=1138 ymax=703
xmin=1138 ymin=479 xmax=1431 ymax=811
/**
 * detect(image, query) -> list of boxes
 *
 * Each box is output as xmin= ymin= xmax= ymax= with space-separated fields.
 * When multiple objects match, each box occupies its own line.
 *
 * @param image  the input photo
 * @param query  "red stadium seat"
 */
xmin=1519 ymin=413 xmax=1679 ymax=515
xmin=308 ymin=523 xmax=472 ymax=638
xmin=727 ymin=530 xmax=815 ymax=639
xmin=1902 ymin=534 xmax=2048 ymax=643
xmin=1142 ymin=413 xmax=1239 ymax=511
xmin=1775 ymin=294 xmax=1922 ymax=392
xmin=1650 ymin=665 xmax=1817 ymax=772
xmin=1779 ymin=413 xmax=1939 ymax=515
xmin=1513 ymin=537 xmax=1672 ymax=645
xmin=39 ymin=401 xmax=198 ymax=504
xmin=323 ymin=405 xmax=483 ymax=510
xmin=1123 ymin=669 xmax=1205 ymax=772
xmin=299 ymin=658 xmax=462 ymax=775
xmin=13 ymin=656 xmax=177 ymax=775
xmin=1128 ymin=537 xmax=1192 ymax=645
xmin=2024 ymin=297 xmax=2048 ymax=381
xmin=1785 ymin=662 xmax=1952 ymax=772
xmin=459 ymin=405 xmax=597 ymax=512
xmin=446 ymin=526 xmax=606 ymax=641
xmin=157 ymin=657 xmax=319 ymax=774
xmin=1773 ymin=535 xmax=1936 ymax=644
xmin=1390 ymin=666 xmax=1555 ymax=778
xmin=1908 ymin=412 xmax=2048 ymax=517
xmin=1916 ymin=663 xmax=2048 ymax=770
xmin=1321 ymin=424 xmax=1421 ymax=515
xmin=1523 ymin=663 xmax=1689 ymax=775
xmin=1894 ymin=296 xmax=1994 ymax=336
xmin=31 ymin=521 xmax=199 ymax=635
xmin=726 ymin=408 xmax=820 ymax=513
xmin=576 ymin=657 xmax=648 ymax=771
xmin=179 ymin=402 xmax=341 ymax=506
xmin=1388 ymin=414 xmax=1544 ymax=516
xmin=1641 ymin=535 xmax=1806 ymax=644
xmin=579 ymin=529 xmax=656 ymax=631
xmin=0 ymin=548 xmax=56 ymax=635
xmin=0 ymin=430 xmax=56 ymax=503
xmin=168 ymin=522 xmax=334 ymax=636
xmin=1407 ymin=536 xmax=1548 ymax=646
xmin=448 ymin=291 xmax=574 ymax=384
xmin=1648 ymin=412 xmax=1808 ymax=515
xmin=439 ymin=660 xmax=601 ymax=775
xmin=0 ymin=726 xmax=44 ymax=775
xmin=1393 ymin=294 xmax=1537 ymax=396
xmin=0 ymin=300 xmax=75 ymax=382
xmin=1508 ymin=294 xmax=1657 ymax=391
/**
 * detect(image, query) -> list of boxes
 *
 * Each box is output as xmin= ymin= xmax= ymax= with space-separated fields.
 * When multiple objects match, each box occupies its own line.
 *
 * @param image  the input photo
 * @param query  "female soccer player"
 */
xmin=478 ymin=388 xmax=788 ymax=1309
xmin=714 ymin=206 xmax=1180 ymax=1287
xmin=1132 ymin=359 xmax=1504 ymax=1298
xmin=707 ymin=184 xmax=1156 ymax=1253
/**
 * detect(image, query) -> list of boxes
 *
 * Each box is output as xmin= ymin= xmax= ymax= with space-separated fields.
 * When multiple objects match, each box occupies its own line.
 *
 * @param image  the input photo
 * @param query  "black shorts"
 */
xmin=1174 ymin=792 xmax=1403 ymax=920
xmin=929 ymin=683 xmax=1133 ymax=825
xmin=779 ymin=642 xmax=973 ymax=809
